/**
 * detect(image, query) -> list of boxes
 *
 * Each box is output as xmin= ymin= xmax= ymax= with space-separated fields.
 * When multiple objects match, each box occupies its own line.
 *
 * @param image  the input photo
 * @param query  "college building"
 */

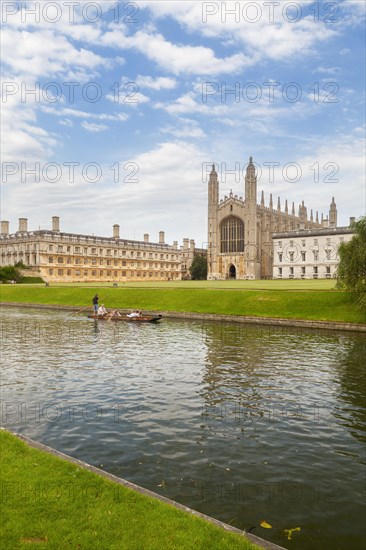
xmin=272 ymin=223 xmax=355 ymax=279
xmin=1 ymin=156 xmax=356 ymax=282
xmin=0 ymin=217 xmax=205 ymax=282
xmin=207 ymin=157 xmax=353 ymax=279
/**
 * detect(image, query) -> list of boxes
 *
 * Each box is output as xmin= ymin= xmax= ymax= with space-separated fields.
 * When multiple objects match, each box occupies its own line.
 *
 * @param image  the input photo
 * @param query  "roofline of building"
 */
xmin=0 ymin=230 xmax=175 ymax=248
xmin=0 ymin=230 xmax=208 ymax=252
xmin=272 ymin=226 xmax=353 ymax=238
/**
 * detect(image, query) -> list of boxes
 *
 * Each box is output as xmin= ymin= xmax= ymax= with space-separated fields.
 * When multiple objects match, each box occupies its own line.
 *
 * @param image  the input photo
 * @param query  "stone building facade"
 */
xmin=207 ymin=157 xmax=336 ymax=279
xmin=272 ymin=224 xmax=354 ymax=279
xmin=0 ymin=217 xmax=198 ymax=282
xmin=180 ymin=238 xmax=207 ymax=279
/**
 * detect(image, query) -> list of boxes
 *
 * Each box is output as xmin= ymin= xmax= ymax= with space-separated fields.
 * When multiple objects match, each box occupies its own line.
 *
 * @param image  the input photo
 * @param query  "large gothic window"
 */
xmin=220 ymin=216 xmax=244 ymax=253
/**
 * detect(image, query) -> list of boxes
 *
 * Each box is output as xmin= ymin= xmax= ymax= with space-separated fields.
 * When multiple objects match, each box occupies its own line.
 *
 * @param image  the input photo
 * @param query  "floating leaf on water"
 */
xmin=260 ymin=520 xmax=272 ymax=529
xmin=283 ymin=527 xmax=301 ymax=540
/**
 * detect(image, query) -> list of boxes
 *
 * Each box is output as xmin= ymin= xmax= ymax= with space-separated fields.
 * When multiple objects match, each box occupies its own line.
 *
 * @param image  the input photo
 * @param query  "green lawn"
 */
xmin=0 ymin=430 xmax=260 ymax=550
xmin=5 ymin=279 xmax=337 ymax=290
xmin=0 ymin=282 xmax=364 ymax=324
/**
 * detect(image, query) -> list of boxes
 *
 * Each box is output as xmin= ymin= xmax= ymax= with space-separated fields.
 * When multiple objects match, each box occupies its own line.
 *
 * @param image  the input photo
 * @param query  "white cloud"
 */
xmin=42 ymin=106 xmax=129 ymax=122
xmin=106 ymin=92 xmax=150 ymax=105
xmin=161 ymin=118 xmax=205 ymax=139
xmin=314 ymin=66 xmax=341 ymax=75
xmin=2 ymin=140 xmax=211 ymax=244
xmin=136 ymin=75 xmax=177 ymax=90
xmin=59 ymin=119 xmax=74 ymax=127
xmin=1 ymin=29 xmax=107 ymax=79
xmin=132 ymin=31 xmax=252 ymax=75
xmin=81 ymin=121 xmax=108 ymax=132
xmin=140 ymin=2 xmax=339 ymax=63
xmin=155 ymin=92 xmax=229 ymax=115
xmin=259 ymin=133 xmax=366 ymax=225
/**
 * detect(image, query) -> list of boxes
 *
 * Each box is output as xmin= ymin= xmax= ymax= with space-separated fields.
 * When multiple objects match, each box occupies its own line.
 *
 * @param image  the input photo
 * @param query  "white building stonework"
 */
xmin=0 ymin=217 xmax=201 ymax=282
xmin=272 ymin=225 xmax=355 ymax=280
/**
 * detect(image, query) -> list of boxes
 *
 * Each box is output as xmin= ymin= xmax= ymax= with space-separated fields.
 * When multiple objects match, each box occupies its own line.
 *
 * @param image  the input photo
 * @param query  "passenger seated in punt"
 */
xmin=108 ymin=309 xmax=121 ymax=317
xmin=97 ymin=304 xmax=107 ymax=315
xmin=127 ymin=310 xmax=142 ymax=318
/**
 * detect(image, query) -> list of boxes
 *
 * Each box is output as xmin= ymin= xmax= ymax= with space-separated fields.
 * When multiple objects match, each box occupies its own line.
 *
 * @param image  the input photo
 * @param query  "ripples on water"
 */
xmin=1 ymin=307 xmax=365 ymax=550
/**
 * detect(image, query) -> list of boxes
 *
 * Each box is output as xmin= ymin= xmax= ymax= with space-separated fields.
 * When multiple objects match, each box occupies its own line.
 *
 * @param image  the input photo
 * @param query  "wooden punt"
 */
xmin=88 ymin=314 xmax=162 ymax=323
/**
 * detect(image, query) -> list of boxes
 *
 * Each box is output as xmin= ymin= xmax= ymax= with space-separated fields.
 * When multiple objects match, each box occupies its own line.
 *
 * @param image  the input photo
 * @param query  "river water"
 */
xmin=1 ymin=306 xmax=365 ymax=549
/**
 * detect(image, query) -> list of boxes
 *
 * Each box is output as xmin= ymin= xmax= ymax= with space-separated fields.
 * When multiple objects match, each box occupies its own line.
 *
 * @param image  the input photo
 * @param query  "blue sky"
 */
xmin=1 ymin=0 xmax=365 ymax=247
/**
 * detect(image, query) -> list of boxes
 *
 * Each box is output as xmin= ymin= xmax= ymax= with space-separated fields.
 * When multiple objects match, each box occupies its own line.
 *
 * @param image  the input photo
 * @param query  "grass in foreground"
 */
xmin=0 ymin=284 xmax=365 ymax=324
xmin=0 ymin=430 xmax=260 ymax=550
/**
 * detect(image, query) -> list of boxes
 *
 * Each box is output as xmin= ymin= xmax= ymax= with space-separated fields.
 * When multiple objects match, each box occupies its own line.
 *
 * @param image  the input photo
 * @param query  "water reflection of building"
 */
xmin=334 ymin=336 xmax=366 ymax=445
xmin=198 ymin=322 xmax=366 ymax=431
xmin=199 ymin=322 xmax=273 ymax=405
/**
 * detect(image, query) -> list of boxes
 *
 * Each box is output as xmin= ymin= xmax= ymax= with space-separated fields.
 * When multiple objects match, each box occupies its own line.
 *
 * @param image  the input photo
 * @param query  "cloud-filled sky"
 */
xmin=1 ymin=0 xmax=365 ymax=247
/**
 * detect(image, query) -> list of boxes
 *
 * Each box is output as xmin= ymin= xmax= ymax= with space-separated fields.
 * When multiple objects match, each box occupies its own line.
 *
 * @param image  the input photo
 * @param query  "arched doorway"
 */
xmin=229 ymin=264 xmax=236 ymax=279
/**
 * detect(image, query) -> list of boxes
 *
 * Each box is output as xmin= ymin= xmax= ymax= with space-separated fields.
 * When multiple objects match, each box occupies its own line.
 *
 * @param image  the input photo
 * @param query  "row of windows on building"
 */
xmin=48 ymin=269 xmax=179 ymax=278
xmin=277 ymin=250 xmax=337 ymax=262
xmin=277 ymin=237 xmax=344 ymax=248
xmin=46 ymin=257 xmax=177 ymax=268
xmin=277 ymin=266 xmax=333 ymax=278
xmin=4 ymin=244 xmax=178 ymax=260
xmin=46 ymin=246 xmax=177 ymax=259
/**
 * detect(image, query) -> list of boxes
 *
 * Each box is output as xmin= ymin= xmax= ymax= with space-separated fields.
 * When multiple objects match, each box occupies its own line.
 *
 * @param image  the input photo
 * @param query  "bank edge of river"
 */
xmin=1 ymin=301 xmax=365 ymax=333
xmin=1 ymin=429 xmax=285 ymax=550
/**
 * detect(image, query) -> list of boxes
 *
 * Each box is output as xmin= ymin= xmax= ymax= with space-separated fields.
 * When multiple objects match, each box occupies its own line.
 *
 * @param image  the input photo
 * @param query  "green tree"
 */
xmin=337 ymin=217 xmax=366 ymax=308
xmin=0 ymin=265 xmax=21 ymax=283
xmin=189 ymin=254 xmax=208 ymax=280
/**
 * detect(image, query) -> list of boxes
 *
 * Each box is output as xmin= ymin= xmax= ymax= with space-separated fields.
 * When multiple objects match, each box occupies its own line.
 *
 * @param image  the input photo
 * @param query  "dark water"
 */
xmin=1 ymin=307 xmax=365 ymax=549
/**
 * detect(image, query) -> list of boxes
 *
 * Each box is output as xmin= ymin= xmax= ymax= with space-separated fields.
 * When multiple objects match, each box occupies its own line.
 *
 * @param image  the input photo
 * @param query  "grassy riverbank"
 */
xmin=0 ymin=430 xmax=260 ymax=550
xmin=0 ymin=282 xmax=364 ymax=324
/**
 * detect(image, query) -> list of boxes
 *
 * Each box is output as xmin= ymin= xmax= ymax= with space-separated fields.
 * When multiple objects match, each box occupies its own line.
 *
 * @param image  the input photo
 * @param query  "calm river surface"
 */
xmin=1 ymin=306 xmax=365 ymax=549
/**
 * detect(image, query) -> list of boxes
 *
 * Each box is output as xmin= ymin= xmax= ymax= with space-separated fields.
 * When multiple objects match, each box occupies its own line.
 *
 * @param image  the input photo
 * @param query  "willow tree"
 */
xmin=337 ymin=217 xmax=366 ymax=308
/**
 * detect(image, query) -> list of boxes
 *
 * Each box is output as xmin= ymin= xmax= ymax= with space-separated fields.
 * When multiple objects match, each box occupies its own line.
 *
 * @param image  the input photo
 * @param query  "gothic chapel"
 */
xmin=207 ymin=157 xmax=337 ymax=279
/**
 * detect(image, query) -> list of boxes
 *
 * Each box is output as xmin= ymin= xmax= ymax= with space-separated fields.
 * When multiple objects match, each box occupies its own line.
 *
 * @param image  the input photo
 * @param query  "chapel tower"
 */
xmin=329 ymin=197 xmax=337 ymax=228
xmin=244 ymin=156 xmax=260 ymax=278
xmin=207 ymin=164 xmax=219 ymax=278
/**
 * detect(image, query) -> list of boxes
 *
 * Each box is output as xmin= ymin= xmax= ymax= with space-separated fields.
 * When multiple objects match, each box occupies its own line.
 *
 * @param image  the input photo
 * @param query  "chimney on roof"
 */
xmin=1 ymin=221 xmax=9 ymax=235
xmin=144 ymin=233 xmax=149 ymax=242
xmin=52 ymin=216 xmax=60 ymax=232
xmin=190 ymin=239 xmax=195 ymax=250
xmin=18 ymin=218 xmax=28 ymax=232
xmin=113 ymin=224 xmax=120 ymax=239
xmin=349 ymin=217 xmax=356 ymax=226
xmin=159 ymin=231 xmax=165 ymax=244
xmin=183 ymin=238 xmax=189 ymax=250
xmin=173 ymin=240 xmax=178 ymax=249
